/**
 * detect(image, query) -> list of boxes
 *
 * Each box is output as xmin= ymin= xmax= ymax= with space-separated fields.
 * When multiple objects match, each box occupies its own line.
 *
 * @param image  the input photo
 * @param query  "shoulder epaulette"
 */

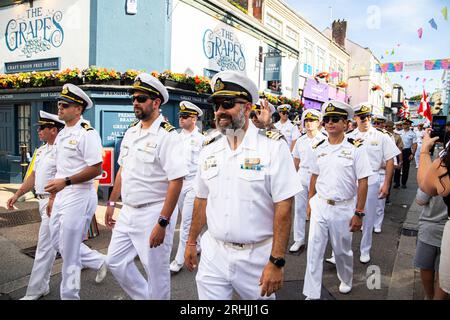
xmin=259 ymin=129 xmax=284 ymax=141
xmin=347 ymin=137 xmax=363 ymax=148
xmin=203 ymin=134 xmax=222 ymax=146
xmin=300 ymin=132 xmax=307 ymax=138
xmin=376 ymin=127 xmax=392 ymax=136
xmin=346 ymin=129 xmax=355 ymax=134
xmin=312 ymin=139 xmax=326 ymax=149
xmin=160 ymin=121 xmax=175 ymax=132
xmin=129 ymin=119 xmax=139 ymax=128
xmin=322 ymin=131 xmax=328 ymax=137
xmin=81 ymin=122 xmax=93 ymax=131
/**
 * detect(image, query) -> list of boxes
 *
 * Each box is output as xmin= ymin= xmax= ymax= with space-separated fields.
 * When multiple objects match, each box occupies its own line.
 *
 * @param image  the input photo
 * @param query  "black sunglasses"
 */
xmin=38 ymin=125 xmax=52 ymax=130
xmin=358 ymin=114 xmax=371 ymax=121
xmin=179 ymin=114 xmax=191 ymax=119
xmin=131 ymin=95 xmax=153 ymax=103
xmin=280 ymin=111 xmax=288 ymax=115
xmin=213 ymin=99 xmax=247 ymax=111
xmin=323 ymin=116 xmax=344 ymax=123
xmin=57 ymin=101 xmax=71 ymax=108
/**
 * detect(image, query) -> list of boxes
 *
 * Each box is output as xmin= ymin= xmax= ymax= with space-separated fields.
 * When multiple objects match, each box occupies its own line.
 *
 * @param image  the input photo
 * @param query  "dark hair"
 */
xmin=438 ymin=143 xmax=450 ymax=189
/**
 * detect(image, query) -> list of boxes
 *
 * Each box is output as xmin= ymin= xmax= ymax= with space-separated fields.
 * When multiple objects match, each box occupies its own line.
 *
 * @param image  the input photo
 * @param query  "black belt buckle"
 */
xmin=231 ymin=242 xmax=244 ymax=248
xmin=327 ymin=199 xmax=336 ymax=205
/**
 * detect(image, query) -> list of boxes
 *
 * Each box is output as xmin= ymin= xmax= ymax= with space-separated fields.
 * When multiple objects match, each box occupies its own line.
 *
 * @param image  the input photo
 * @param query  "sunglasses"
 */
xmin=323 ymin=116 xmax=344 ymax=123
xmin=179 ymin=115 xmax=191 ymax=119
xmin=304 ymin=118 xmax=318 ymax=123
xmin=131 ymin=95 xmax=153 ymax=103
xmin=280 ymin=111 xmax=288 ymax=115
xmin=358 ymin=115 xmax=371 ymax=121
xmin=213 ymin=99 xmax=247 ymax=111
xmin=57 ymin=102 xmax=71 ymax=108
xmin=38 ymin=125 xmax=53 ymax=131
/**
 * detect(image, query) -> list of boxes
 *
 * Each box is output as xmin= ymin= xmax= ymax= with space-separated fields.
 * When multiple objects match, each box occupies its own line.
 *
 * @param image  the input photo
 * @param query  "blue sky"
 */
xmin=284 ymin=0 xmax=450 ymax=98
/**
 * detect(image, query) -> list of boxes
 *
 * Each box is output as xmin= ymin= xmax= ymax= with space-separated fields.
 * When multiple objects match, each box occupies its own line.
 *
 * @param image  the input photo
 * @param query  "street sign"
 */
xmin=99 ymin=148 xmax=114 ymax=186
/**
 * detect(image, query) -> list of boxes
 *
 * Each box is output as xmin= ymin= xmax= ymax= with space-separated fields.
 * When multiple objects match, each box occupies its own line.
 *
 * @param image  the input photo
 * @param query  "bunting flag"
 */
xmin=397 ymin=43 xmax=401 ymax=47
xmin=418 ymin=28 xmax=423 ymax=39
xmin=391 ymin=49 xmax=395 ymax=55
xmin=400 ymin=75 xmax=403 ymax=79
xmin=416 ymin=77 xmax=420 ymax=81
xmin=381 ymin=55 xmax=384 ymax=60
xmin=422 ymin=78 xmax=427 ymax=83
xmin=443 ymin=7 xmax=448 ymax=21
xmin=429 ymin=18 xmax=438 ymax=30
xmin=406 ymin=76 xmax=410 ymax=80
xmin=385 ymin=50 xmax=390 ymax=55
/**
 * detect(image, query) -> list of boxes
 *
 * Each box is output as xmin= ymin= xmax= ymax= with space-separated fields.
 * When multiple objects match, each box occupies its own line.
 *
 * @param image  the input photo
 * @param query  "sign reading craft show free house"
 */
xmin=0 ymin=0 xmax=90 ymax=74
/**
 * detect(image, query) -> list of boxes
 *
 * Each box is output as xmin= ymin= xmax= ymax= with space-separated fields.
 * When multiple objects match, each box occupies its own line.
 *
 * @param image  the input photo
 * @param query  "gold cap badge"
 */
xmin=61 ymin=87 xmax=69 ymax=95
xmin=214 ymin=78 xmax=225 ymax=92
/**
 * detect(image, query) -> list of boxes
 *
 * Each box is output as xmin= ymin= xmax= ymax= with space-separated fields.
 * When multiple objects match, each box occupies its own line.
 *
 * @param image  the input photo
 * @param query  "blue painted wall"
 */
xmin=90 ymin=0 xmax=172 ymax=72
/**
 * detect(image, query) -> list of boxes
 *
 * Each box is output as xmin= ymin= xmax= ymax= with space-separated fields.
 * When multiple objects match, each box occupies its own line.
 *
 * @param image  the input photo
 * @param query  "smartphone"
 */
xmin=430 ymin=115 xmax=447 ymax=143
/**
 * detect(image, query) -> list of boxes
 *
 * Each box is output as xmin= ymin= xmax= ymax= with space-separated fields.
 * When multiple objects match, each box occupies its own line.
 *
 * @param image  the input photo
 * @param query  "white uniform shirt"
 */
xmin=309 ymin=138 xmax=373 ymax=201
xmin=399 ymin=129 xmax=417 ymax=149
xmin=179 ymin=127 xmax=206 ymax=179
xmin=274 ymin=120 xmax=301 ymax=147
xmin=415 ymin=129 xmax=425 ymax=146
xmin=292 ymin=131 xmax=327 ymax=186
xmin=54 ymin=119 xmax=103 ymax=188
xmin=346 ymin=127 xmax=400 ymax=185
xmin=119 ymin=115 xmax=189 ymax=206
xmin=194 ymin=122 xmax=302 ymax=244
xmin=33 ymin=143 xmax=57 ymax=195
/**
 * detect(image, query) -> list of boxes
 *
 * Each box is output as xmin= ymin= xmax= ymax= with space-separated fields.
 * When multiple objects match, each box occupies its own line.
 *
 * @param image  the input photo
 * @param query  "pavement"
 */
xmin=0 ymin=164 xmax=428 ymax=300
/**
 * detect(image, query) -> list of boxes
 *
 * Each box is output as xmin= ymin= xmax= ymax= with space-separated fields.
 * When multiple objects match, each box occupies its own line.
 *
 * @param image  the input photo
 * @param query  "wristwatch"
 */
xmin=354 ymin=211 xmax=365 ymax=218
xmin=158 ymin=216 xmax=170 ymax=228
xmin=269 ymin=255 xmax=286 ymax=268
xmin=64 ymin=177 xmax=72 ymax=186
xmin=106 ymin=201 xmax=116 ymax=208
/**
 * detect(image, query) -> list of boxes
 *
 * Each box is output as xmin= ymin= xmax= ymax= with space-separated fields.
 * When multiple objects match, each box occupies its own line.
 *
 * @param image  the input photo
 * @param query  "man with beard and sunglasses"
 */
xmin=346 ymin=103 xmax=399 ymax=264
xmin=170 ymin=101 xmax=205 ymax=273
xmin=274 ymin=104 xmax=300 ymax=151
xmin=44 ymin=84 xmax=108 ymax=299
xmin=7 ymin=111 xmax=67 ymax=300
xmin=184 ymin=70 xmax=302 ymax=300
xmin=303 ymin=101 xmax=373 ymax=299
xmin=289 ymin=109 xmax=327 ymax=254
xmin=104 ymin=73 xmax=188 ymax=300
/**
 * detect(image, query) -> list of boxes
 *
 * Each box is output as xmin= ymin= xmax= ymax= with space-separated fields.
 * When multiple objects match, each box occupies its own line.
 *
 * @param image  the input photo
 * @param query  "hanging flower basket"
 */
xmin=371 ymin=85 xmax=382 ymax=91
xmin=82 ymin=66 xmax=121 ymax=85
xmin=337 ymin=81 xmax=348 ymax=88
xmin=384 ymin=93 xmax=392 ymax=98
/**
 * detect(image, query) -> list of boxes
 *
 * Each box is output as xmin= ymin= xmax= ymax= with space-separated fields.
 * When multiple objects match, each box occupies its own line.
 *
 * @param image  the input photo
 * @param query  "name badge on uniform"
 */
xmin=317 ymin=153 xmax=327 ymax=158
xmin=69 ymin=139 xmax=78 ymax=145
xmin=370 ymin=140 xmax=379 ymax=146
xmin=203 ymin=156 xmax=217 ymax=170
xmin=341 ymin=150 xmax=351 ymax=156
xmin=241 ymin=158 xmax=262 ymax=170
xmin=142 ymin=142 xmax=157 ymax=153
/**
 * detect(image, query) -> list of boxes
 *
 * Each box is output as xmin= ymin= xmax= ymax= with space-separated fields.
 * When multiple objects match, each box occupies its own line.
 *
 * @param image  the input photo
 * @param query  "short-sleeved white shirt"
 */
xmin=194 ymin=122 xmax=302 ymax=244
xmin=346 ymin=127 xmax=400 ymax=184
xmin=309 ymin=138 xmax=373 ymax=201
xmin=274 ymin=120 xmax=301 ymax=147
xmin=118 ymin=115 xmax=189 ymax=206
xmin=399 ymin=129 xmax=418 ymax=149
xmin=33 ymin=143 xmax=57 ymax=194
xmin=292 ymin=131 xmax=327 ymax=186
xmin=179 ymin=127 xmax=206 ymax=178
xmin=54 ymin=119 xmax=103 ymax=188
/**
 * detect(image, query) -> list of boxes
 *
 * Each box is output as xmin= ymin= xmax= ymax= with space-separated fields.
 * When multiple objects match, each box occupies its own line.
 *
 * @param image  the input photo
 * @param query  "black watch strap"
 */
xmin=64 ymin=177 xmax=72 ymax=186
xmin=354 ymin=211 xmax=365 ymax=218
xmin=269 ymin=255 xmax=285 ymax=268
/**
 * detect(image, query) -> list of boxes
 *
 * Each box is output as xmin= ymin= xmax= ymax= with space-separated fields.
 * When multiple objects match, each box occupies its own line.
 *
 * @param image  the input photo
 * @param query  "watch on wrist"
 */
xmin=269 ymin=255 xmax=286 ymax=268
xmin=158 ymin=216 xmax=170 ymax=228
xmin=64 ymin=177 xmax=72 ymax=186
xmin=106 ymin=201 xmax=116 ymax=208
xmin=354 ymin=211 xmax=365 ymax=218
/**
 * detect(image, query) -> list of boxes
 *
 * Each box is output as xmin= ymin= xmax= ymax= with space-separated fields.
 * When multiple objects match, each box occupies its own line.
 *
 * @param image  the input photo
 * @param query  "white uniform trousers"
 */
xmin=360 ymin=176 xmax=380 ymax=256
xmin=25 ymin=198 xmax=57 ymax=296
xmin=415 ymin=144 xmax=422 ymax=168
xmin=374 ymin=173 xmax=386 ymax=231
xmin=303 ymin=195 xmax=354 ymax=299
xmin=106 ymin=202 xmax=178 ymax=300
xmin=196 ymin=231 xmax=275 ymax=300
xmin=173 ymin=179 xmax=197 ymax=265
xmin=293 ymin=182 xmax=309 ymax=245
xmin=49 ymin=187 xmax=106 ymax=300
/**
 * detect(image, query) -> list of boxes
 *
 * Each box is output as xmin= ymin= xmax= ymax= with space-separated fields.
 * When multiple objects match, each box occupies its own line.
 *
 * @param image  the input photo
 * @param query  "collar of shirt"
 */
xmin=128 ymin=115 xmax=164 ymax=137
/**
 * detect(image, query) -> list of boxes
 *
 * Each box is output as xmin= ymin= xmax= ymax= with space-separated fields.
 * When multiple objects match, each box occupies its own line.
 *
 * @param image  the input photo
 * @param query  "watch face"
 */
xmin=158 ymin=218 xmax=169 ymax=227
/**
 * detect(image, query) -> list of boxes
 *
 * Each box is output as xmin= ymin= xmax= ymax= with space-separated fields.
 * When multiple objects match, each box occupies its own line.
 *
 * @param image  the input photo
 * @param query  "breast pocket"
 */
xmin=200 ymin=167 xmax=219 ymax=198
xmin=136 ymin=148 xmax=156 ymax=175
xmin=238 ymin=170 xmax=266 ymax=200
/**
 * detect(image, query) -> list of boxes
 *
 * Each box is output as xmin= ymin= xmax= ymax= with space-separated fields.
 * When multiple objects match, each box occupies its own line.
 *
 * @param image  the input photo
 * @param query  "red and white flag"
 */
xmin=417 ymin=89 xmax=432 ymax=122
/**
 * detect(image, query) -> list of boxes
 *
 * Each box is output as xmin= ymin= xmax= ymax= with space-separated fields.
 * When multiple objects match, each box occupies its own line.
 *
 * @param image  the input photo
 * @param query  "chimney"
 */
xmin=332 ymin=19 xmax=347 ymax=48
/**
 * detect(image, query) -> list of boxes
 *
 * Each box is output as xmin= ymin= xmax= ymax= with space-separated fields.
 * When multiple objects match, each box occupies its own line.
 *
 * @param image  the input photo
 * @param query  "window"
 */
xmin=286 ymin=26 xmax=298 ymax=44
xmin=302 ymin=39 xmax=314 ymax=75
xmin=316 ymin=47 xmax=325 ymax=73
xmin=329 ymin=55 xmax=338 ymax=83
xmin=338 ymin=62 xmax=345 ymax=82
xmin=266 ymin=14 xmax=282 ymax=35
xmin=43 ymin=101 xmax=58 ymax=115
xmin=17 ymin=104 xmax=31 ymax=153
